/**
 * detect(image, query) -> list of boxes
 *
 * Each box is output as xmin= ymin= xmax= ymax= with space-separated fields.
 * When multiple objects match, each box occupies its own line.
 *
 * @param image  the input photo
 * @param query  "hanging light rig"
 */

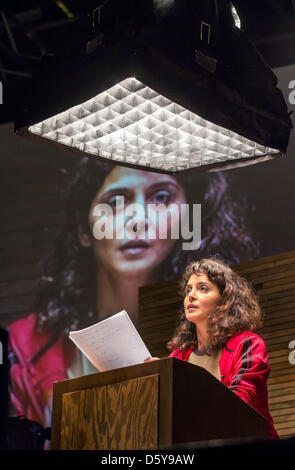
xmin=15 ymin=0 xmax=292 ymax=174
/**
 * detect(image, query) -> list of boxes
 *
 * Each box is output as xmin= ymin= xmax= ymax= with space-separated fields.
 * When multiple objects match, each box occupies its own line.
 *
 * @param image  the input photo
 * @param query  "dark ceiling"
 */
xmin=234 ymin=0 xmax=295 ymax=68
xmin=0 ymin=0 xmax=294 ymax=124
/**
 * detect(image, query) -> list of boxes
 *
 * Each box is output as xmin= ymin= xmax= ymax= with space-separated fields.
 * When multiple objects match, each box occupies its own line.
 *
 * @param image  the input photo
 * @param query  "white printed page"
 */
xmin=68 ymin=310 xmax=151 ymax=372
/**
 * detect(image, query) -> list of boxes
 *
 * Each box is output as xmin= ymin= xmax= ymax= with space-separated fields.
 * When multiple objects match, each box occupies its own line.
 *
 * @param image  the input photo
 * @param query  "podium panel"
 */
xmin=60 ymin=375 xmax=158 ymax=450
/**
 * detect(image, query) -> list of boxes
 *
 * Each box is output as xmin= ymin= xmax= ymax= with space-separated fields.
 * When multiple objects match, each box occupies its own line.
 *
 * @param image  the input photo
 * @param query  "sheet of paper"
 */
xmin=68 ymin=310 xmax=151 ymax=372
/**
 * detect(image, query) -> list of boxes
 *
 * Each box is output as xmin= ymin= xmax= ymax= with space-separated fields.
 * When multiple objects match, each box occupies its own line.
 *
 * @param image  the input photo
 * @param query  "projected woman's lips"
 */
xmin=120 ymin=240 xmax=150 ymax=257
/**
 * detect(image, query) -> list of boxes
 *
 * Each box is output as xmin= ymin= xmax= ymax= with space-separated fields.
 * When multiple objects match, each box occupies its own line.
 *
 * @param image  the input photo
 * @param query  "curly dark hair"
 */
xmin=167 ymin=257 xmax=263 ymax=354
xmin=34 ymin=157 xmax=260 ymax=339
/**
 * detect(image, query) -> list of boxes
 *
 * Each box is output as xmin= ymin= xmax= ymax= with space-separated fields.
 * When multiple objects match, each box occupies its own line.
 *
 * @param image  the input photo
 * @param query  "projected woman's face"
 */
xmin=86 ymin=166 xmax=186 ymax=276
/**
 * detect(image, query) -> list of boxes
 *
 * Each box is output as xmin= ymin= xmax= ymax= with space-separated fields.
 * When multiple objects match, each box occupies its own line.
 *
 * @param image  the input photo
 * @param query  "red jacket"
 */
xmin=8 ymin=313 xmax=75 ymax=427
xmin=169 ymin=331 xmax=278 ymax=439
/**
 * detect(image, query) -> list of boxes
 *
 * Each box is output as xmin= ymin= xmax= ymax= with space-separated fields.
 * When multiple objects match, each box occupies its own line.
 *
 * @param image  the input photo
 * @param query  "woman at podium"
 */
xmin=147 ymin=257 xmax=278 ymax=439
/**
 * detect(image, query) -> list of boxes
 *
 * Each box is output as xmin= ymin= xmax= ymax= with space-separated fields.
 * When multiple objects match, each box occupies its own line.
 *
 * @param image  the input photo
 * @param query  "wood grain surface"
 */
xmin=60 ymin=374 xmax=159 ymax=450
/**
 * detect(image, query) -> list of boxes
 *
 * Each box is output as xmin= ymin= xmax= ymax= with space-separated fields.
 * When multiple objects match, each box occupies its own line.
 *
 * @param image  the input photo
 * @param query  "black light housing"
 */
xmin=14 ymin=0 xmax=292 ymax=174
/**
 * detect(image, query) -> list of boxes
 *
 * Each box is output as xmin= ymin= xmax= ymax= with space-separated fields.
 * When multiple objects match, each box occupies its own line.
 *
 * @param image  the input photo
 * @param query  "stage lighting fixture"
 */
xmin=14 ymin=0 xmax=292 ymax=174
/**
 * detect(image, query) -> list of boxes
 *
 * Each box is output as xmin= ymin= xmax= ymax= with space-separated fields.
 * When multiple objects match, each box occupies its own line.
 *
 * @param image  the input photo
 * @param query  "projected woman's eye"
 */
xmin=107 ymin=194 xmax=120 ymax=208
xmin=150 ymin=189 xmax=172 ymax=205
xmin=107 ymin=193 xmax=130 ymax=209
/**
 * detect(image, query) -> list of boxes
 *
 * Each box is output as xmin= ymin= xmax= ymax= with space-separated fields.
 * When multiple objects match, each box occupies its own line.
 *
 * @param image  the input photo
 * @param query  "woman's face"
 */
xmin=86 ymin=166 xmax=186 ymax=276
xmin=184 ymin=273 xmax=221 ymax=326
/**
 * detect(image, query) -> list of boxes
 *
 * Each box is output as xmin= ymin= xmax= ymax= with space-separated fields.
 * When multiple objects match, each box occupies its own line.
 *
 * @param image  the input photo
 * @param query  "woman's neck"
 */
xmin=95 ymin=267 xmax=160 ymax=327
xmin=195 ymin=323 xmax=208 ymax=351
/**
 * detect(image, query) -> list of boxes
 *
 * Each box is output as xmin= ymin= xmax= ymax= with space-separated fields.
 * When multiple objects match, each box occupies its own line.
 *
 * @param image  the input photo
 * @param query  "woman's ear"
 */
xmin=78 ymin=224 xmax=92 ymax=247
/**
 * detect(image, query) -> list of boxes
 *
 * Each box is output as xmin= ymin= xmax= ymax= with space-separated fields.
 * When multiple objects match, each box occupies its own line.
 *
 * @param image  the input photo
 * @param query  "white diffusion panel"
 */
xmin=28 ymin=77 xmax=279 ymax=172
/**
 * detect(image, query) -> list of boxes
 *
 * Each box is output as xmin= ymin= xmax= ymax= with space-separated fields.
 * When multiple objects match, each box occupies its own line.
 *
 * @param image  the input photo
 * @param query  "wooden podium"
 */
xmin=51 ymin=358 xmax=268 ymax=450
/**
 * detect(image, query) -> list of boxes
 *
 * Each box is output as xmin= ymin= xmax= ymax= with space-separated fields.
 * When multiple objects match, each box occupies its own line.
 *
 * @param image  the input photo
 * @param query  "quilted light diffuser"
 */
xmin=15 ymin=0 xmax=292 ymax=173
xmin=27 ymin=77 xmax=280 ymax=172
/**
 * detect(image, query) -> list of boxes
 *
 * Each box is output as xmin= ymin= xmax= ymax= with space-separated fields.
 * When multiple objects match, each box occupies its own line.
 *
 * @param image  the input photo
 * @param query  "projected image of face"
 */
xmin=7 ymin=153 xmax=261 ymax=433
xmin=86 ymin=166 xmax=186 ymax=276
